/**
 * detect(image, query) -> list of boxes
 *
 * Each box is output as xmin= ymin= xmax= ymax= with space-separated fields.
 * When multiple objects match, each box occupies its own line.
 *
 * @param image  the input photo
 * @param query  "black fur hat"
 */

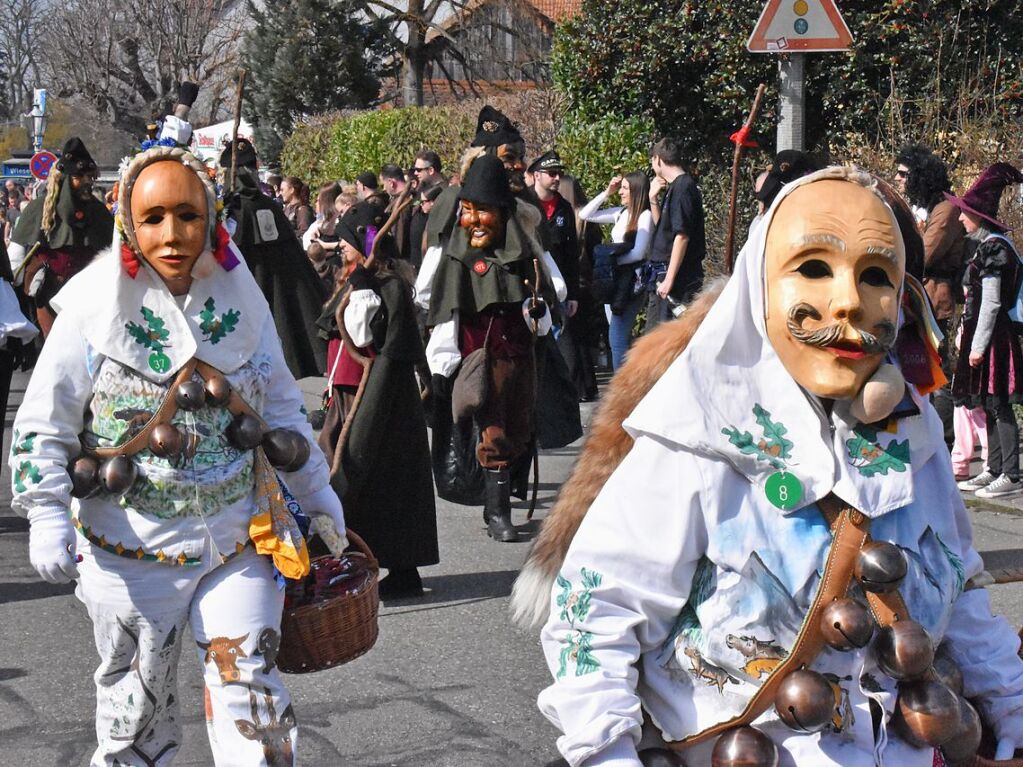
xmin=336 ymin=200 xmax=396 ymax=258
xmin=56 ymin=137 xmax=97 ymax=176
xmin=459 ymin=154 xmax=514 ymax=209
xmin=471 ymin=105 xmax=523 ymax=149
xmin=218 ymin=138 xmax=257 ymax=170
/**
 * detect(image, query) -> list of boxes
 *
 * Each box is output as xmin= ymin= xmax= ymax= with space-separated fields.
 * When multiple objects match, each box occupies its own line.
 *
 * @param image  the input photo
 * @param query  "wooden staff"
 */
xmin=724 ymin=83 xmax=767 ymax=275
xmin=228 ymin=69 xmax=247 ymax=195
xmin=329 ymin=188 xmax=416 ymax=478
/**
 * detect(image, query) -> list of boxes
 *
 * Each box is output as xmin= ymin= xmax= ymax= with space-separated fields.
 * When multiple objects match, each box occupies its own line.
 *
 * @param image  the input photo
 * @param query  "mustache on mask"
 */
xmin=786 ymin=302 xmax=897 ymax=354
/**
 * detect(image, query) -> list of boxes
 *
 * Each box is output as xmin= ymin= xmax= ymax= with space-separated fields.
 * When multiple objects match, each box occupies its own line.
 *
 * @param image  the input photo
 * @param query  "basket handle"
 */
xmin=344 ymin=528 xmax=379 ymax=571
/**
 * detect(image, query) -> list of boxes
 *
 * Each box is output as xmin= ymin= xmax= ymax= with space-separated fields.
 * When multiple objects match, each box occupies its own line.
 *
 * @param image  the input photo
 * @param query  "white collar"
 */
xmin=624 ymin=167 xmax=933 ymax=518
xmin=51 ymin=238 xmax=269 ymax=383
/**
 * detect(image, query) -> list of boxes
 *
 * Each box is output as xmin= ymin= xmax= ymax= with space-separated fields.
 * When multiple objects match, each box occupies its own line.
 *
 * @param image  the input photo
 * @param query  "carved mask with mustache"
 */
xmin=786 ymin=302 xmax=897 ymax=355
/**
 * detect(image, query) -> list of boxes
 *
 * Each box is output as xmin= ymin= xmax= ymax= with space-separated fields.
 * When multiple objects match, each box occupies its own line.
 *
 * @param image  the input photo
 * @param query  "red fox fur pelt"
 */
xmin=510 ymin=281 xmax=724 ymax=630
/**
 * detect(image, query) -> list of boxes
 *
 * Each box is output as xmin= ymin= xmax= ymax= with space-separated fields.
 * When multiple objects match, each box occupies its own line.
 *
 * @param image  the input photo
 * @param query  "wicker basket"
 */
xmin=277 ymin=529 xmax=380 ymax=673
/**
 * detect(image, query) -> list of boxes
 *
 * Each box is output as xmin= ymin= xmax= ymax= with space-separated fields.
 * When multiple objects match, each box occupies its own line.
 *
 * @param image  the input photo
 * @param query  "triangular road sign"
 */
xmin=747 ymin=0 xmax=853 ymax=53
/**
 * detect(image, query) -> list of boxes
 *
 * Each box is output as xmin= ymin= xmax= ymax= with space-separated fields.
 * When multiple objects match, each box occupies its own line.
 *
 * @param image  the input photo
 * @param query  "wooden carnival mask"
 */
xmin=129 ymin=160 xmax=209 ymax=295
xmin=459 ymin=200 xmax=506 ymax=250
xmin=764 ymin=179 xmax=905 ymax=402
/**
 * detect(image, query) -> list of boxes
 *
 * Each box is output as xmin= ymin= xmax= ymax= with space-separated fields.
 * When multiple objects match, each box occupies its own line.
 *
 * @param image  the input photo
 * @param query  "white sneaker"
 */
xmin=975 ymin=474 xmax=1022 ymax=499
xmin=958 ymin=470 xmax=998 ymax=491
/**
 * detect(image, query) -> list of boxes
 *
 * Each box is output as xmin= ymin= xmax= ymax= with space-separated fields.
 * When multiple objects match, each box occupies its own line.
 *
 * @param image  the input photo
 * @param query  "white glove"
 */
xmin=299 ymin=486 xmax=348 ymax=553
xmin=27 ymin=506 xmax=79 ymax=584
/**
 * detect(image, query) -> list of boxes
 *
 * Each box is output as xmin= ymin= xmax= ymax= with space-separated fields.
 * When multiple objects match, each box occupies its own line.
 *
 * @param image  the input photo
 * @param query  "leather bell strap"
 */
xmin=89 ymin=358 xmax=265 ymax=459
xmin=668 ymin=493 xmax=872 ymax=748
xmin=666 ymin=494 xmax=914 ymax=750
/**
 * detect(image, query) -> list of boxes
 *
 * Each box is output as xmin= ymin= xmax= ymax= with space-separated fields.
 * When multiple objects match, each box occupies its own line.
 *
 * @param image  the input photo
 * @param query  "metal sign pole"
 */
xmin=776 ymin=53 xmax=805 ymax=151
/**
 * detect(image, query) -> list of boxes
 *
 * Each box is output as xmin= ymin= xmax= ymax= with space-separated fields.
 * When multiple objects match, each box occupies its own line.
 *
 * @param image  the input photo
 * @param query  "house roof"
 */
xmin=525 ymin=0 xmax=581 ymax=22
xmin=428 ymin=0 xmax=581 ymax=40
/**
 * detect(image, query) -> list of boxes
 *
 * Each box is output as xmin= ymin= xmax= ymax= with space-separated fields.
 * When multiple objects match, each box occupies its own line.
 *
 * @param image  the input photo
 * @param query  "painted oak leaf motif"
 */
xmin=14 ymin=461 xmax=42 ymax=492
xmin=11 ymin=430 xmax=36 ymax=457
xmin=845 ymin=426 xmax=910 ymax=477
xmin=557 ymin=630 xmax=600 ymax=679
xmin=722 ymin=404 xmax=793 ymax=470
xmin=126 ymin=306 xmax=169 ymax=352
xmin=199 ymin=297 xmax=241 ymax=345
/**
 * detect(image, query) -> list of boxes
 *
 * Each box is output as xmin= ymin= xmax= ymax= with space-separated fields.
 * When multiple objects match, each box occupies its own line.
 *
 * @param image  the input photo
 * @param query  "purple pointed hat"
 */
xmin=944 ymin=162 xmax=1023 ymax=231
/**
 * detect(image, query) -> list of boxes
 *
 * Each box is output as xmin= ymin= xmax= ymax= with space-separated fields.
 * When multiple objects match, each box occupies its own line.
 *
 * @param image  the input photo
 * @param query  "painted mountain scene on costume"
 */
xmin=659 ymin=550 xmax=817 ymax=698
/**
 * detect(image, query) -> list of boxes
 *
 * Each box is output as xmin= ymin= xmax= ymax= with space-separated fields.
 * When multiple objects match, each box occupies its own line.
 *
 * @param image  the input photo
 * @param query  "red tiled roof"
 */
xmin=525 ymin=0 xmax=582 ymax=22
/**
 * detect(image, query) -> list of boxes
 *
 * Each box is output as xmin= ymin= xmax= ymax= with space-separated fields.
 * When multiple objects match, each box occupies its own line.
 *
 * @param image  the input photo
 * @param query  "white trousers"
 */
xmin=76 ymin=538 xmax=296 ymax=766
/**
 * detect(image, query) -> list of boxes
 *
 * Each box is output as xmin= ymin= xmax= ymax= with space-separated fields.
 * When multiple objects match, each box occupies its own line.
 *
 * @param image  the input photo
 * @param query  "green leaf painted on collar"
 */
xmin=845 ymin=425 xmax=910 ymax=477
xmin=198 ymin=297 xmax=241 ymax=345
xmin=722 ymin=404 xmax=793 ymax=470
xmin=126 ymin=306 xmax=170 ymax=353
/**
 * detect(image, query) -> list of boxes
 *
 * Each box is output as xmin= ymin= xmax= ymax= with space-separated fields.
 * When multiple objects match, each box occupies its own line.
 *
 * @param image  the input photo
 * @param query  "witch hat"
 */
xmin=944 ymin=162 xmax=1023 ymax=231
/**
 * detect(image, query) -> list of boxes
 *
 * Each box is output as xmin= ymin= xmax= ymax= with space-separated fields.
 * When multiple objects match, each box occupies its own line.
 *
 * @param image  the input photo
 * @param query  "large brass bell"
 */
xmin=226 ymin=413 xmax=265 ymax=451
xmin=262 ymin=428 xmax=300 ymax=470
xmin=70 ymin=455 xmax=102 ymax=499
xmin=892 ymin=679 xmax=960 ymax=748
xmin=774 ymin=669 xmax=836 ymax=733
xmin=638 ymin=748 xmax=688 ymax=767
xmin=148 ymin=423 xmax=185 ymax=459
xmin=203 ymin=373 xmax=232 ymax=407
xmin=284 ymin=434 xmax=311 ymax=472
xmin=940 ymin=697 xmax=982 ymax=766
xmin=875 ymin=620 xmax=934 ymax=681
xmin=929 ymin=645 xmax=964 ymax=696
xmin=175 ymin=380 xmax=207 ymax=411
xmin=100 ymin=456 xmax=138 ymax=495
xmin=711 ymin=726 xmax=779 ymax=767
xmin=821 ymin=598 xmax=874 ymax=651
xmin=855 ymin=540 xmax=908 ymax=593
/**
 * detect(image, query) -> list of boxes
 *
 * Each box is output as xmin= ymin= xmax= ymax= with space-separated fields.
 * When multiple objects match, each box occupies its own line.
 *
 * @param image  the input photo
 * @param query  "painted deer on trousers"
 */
xmin=234 ymin=685 xmax=296 ymax=767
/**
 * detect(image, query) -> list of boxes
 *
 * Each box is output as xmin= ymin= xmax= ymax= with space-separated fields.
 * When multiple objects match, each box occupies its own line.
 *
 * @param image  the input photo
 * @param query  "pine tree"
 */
xmin=243 ymin=0 xmax=392 ymax=163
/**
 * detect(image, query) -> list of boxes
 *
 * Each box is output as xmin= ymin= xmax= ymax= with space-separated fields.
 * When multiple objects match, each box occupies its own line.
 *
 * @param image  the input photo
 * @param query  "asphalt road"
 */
xmin=2 ymin=371 xmax=1023 ymax=767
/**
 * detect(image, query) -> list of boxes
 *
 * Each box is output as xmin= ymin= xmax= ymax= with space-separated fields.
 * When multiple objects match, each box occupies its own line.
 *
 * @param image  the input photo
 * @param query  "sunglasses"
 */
xmin=895 ymin=169 xmax=909 ymax=179
xmin=413 ymin=166 xmax=432 ymax=173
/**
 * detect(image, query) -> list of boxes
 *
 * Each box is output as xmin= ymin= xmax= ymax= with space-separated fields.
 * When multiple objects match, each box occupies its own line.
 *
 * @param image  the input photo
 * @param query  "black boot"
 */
xmin=484 ymin=467 xmax=519 ymax=542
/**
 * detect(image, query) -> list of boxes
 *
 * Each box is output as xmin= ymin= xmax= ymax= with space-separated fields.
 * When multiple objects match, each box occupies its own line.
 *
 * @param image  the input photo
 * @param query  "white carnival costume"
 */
xmin=10 ymin=147 xmax=343 ymax=766
xmin=538 ymin=168 xmax=1023 ymax=766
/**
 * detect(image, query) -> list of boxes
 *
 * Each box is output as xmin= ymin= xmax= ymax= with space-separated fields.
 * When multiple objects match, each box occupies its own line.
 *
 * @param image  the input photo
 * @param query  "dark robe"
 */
xmin=225 ymin=172 xmax=327 ymax=379
xmin=12 ymin=184 xmax=113 ymax=335
xmin=329 ymin=275 xmax=439 ymax=570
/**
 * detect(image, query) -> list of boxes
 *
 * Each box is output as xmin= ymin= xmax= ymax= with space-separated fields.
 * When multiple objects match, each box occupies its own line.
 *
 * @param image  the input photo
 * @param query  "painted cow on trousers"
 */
xmin=198 ymin=633 xmax=249 ymax=684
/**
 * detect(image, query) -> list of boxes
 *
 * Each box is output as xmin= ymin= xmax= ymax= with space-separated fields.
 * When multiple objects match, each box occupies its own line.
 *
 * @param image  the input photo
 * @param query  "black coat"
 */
xmin=225 ymin=181 xmax=327 ymax=379
xmin=332 ymin=275 xmax=439 ymax=570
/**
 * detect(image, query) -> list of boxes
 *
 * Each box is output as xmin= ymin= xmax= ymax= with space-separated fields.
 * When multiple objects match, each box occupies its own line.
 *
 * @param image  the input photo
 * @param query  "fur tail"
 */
xmin=510 ymin=281 xmax=724 ymax=631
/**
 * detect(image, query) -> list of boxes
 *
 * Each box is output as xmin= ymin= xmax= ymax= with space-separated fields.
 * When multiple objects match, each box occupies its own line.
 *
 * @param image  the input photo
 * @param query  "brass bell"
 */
xmin=175 ymin=380 xmax=207 ymax=411
xmin=855 ymin=540 xmax=908 ymax=593
xmin=148 ymin=423 xmax=185 ymax=459
xmin=875 ymin=620 xmax=934 ymax=681
xmin=638 ymin=748 xmax=688 ymax=767
xmin=711 ymin=726 xmax=779 ymax=767
xmin=204 ymin=374 xmax=232 ymax=407
xmin=226 ymin=413 xmax=265 ymax=451
xmin=70 ymin=455 xmax=102 ymax=499
xmin=283 ymin=433 xmax=311 ymax=472
xmin=821 ymin=598 xmax=874 ymax=651
xmin=774 ymin=669 xmax=836 ymax=733
xmin=940 ymin=697 xmax=982 ymax=766
xmin=929 ymin=645 xmax=964 ymax=697
xmin=100 ymin=456 xmax=138 ymax=495
xmin=892 ymin=680 xmax=960 ymax=748
xmin=262 ymin=428 xmax=299 ymax=469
